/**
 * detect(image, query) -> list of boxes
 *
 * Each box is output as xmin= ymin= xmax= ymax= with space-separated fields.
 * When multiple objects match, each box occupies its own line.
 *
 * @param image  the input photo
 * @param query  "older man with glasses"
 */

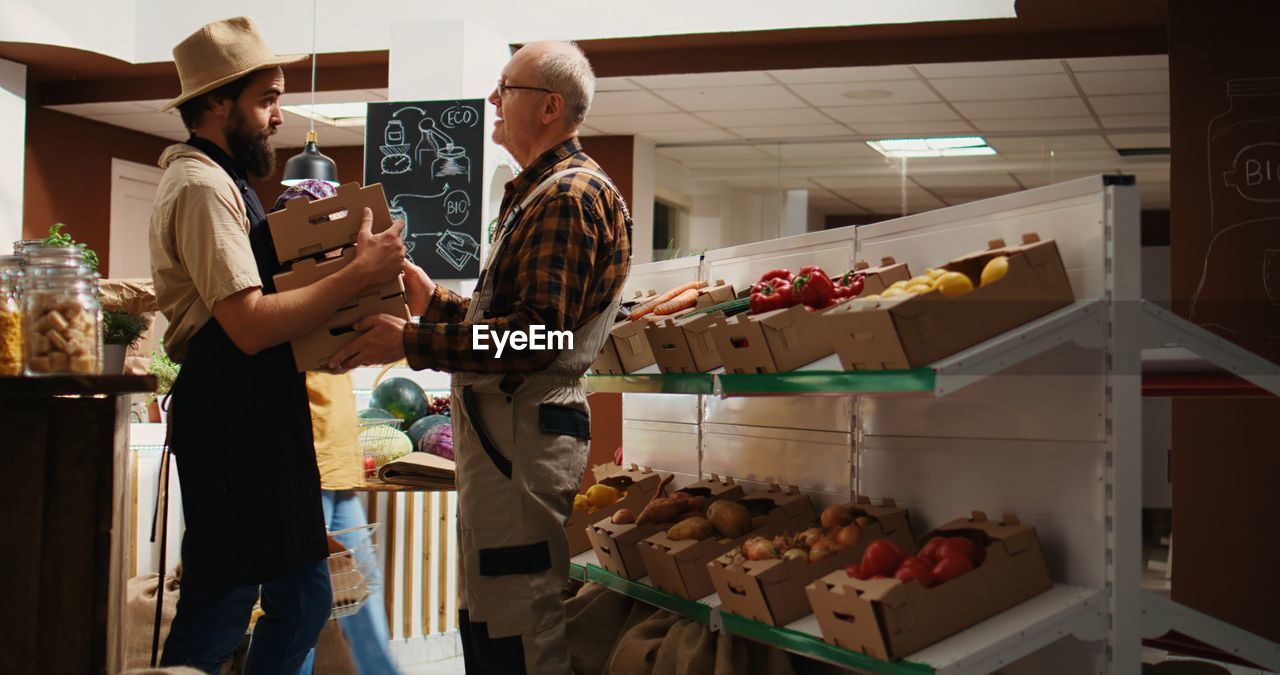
xmin=329 ymin=41 xmax=632 ymax=673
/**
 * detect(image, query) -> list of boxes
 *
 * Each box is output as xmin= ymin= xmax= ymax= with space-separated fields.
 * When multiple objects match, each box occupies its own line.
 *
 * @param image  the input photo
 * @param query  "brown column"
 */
xmin=1168 ymin=0 xmax=1280 ymax=642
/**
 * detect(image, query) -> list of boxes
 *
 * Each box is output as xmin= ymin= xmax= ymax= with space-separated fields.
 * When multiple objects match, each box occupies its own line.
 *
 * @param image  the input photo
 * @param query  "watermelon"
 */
xmin=408 ymin=414 xmax=451 ymax=448
xmin=360 ymin=427 xmax=413 ymax=461
xmin=370 ymin=377 xmax=428 ymax=427
xmin=358 ymin=407 xmax=397 ymax=421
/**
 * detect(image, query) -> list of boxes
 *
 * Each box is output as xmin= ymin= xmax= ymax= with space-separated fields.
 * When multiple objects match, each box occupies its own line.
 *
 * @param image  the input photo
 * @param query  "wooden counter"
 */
xmin=1 ymin=375 xmax=155 ymax=674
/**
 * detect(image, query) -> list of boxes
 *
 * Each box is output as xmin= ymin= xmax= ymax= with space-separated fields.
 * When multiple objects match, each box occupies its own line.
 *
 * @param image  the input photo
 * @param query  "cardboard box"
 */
xmin=639 ymin=484 xmax=816 ymax=600
xmin=272 ymin=245 xmax=405 ymax=300
xmin=823 ymin=235 xmax=1075 ymax=370
xmin=647 ymin=311 xmax=723 ymax=374
xmin=591 ymin=291 xmax=658 ymax=374
xmin=845 ymin=258 xmax=912 ymax=296
xmin=267 ymin=182 xmax=394 ymax=263
xmin=587 ymin=474 xmax=746 ymax=579
xmin=695 ymin=280 xmax=737 ymax=309
xmin=708 ymin=303 xmax=835 ymax=374
xmin=565 ymin=464 xmax=668 ymax=556
xmin=805 ymin=512 xmax=1053 ymax=660
xmin=290 ymin=292 xmax=410 ymax=372
xmin=708 ymin=497 xmax=916 ymax=627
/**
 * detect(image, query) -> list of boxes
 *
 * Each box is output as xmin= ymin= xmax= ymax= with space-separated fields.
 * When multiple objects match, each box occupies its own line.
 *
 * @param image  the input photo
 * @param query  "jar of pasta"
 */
xmin=0 ymin=256 xmax=22 ymax=376
xmin=23 ymin=266 xmax=101 ymax=375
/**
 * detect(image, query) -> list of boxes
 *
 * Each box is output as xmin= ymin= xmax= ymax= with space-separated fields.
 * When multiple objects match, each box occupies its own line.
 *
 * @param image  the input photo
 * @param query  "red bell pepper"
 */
xmin=749 ymin=279 xmax=794 ymax=314
xmin=833 ymin=271 xmax=865 ymax=299
xmin=758 ymin=268 xmax=793 ymax=284
xmin=793 ymin=266 xmax=835 ymax=309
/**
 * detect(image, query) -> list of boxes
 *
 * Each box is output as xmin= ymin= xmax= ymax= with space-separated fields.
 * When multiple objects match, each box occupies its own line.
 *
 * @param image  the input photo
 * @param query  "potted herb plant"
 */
xmin=102 ymin=309 xmax=146 ymax=374
xmin=146 ymin=343 xmax=179 ymax=423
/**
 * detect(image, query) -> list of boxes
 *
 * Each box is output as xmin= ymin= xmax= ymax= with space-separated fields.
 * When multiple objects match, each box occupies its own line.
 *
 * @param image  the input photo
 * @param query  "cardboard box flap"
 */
xmin=268 ymin=183 xmax=392 ymax=262
xmin=922 ymin=512 xmax=1037 ymax=557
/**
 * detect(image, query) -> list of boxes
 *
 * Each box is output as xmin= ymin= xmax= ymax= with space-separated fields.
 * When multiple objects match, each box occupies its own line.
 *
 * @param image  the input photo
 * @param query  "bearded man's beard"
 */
xmin=226 ymin=108 xmax=277 ymax=178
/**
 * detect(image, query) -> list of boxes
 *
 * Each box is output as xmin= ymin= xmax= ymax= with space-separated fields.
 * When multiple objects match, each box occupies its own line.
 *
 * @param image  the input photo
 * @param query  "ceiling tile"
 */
xmin=1088 ymin=94 xmax=1169 ymax=115
xmin=926 ymin=185 xmax=1022 ymax=201
xmin=1098 ymin=113 xmax=1169 ymax=129
xmin=728 ymin=124 xmax=853 ymax=139
xmin=789 ymin=80 xmax=938 ymax=107
xmin=928 ymin=74 xmax=1077 ymax=101
xmin=1067 ymin=55 xmax=1168 ymax=72
xmin=588 ymin=113 xmax=712 ymax=134
xmin=850 ymin=120 xmax=977 ymax=135
xmin=997 ymin=148 xmax=1117 ymax=162
xmin=986 ymin=135 xmax=1109 ymax=152
xmin=768 ymin=65 xmax=919 ymax=84
xmin=697 ymin=107 xmax=832 ymax=127
xmin=630 ymin=71 xmax=775 ymax=89
xmin=596 ymin=77 xmax=641 ymax=91
xmin=643 ymin=129 xmax=739 ymax=143
xmin=657 ymin=146 xmax=773 ymax=162
xmin=51 ymin=102 xmax=151 ymax=116
xmin=756 ymin=142 xmax=882 ymax=161
xmin=848 ymin=191 xmax=946 ymax=214
xmin=719 ymin=176 xmax=819 ymax=190
xmin=587 ymin=90 xmax=678 ymax=116
xmin=814 ymin=176 xmax=918 ymax=190
xmin=910 ymin=173 xmax=1021 ymax=189
xmin=1075 ymin=70 xmax=1169 ymax=97
xmin=970 ymin=117 xmax=1099 ymax=132
xmin=280 ymin=89 xmax=379 ymax=106
xmin=653 ymin=85 xmax=807 ymax=112
xmin=915 ymin=59 xmax=1065 ymax=79
xmin=953 ymin=97 xmax=1090 ymax=119
xmin=823 ymin=103 xmax=959 ymax=123
xmin=1013 ymin=170 xmax=1106 ymax=187
xmin=1107 ymin=132 xmax=1171 ymax=148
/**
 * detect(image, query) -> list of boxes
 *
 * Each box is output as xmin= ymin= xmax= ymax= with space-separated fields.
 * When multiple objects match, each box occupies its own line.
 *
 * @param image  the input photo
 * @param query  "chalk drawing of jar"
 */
xmin=416 ymin=117 xmax=454 ymax=168
xmin=389 ymin=205 xmax=412 ymax=252
xmin=433 ymin=146 xmax=470 ymax=182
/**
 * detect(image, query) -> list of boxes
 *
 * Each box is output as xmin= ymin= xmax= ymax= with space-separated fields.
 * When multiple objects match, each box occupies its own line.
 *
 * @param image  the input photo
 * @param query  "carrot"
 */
xmin=654 ymin=288 xmax=701 ymax=315
xmin=628 ymin=281 xmax=707 ymax=321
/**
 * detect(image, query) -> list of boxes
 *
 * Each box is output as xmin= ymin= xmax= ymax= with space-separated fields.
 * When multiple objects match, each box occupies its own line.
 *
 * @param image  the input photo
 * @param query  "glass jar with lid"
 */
xmin=12 ymin=239 xmax=45 ymax=259
xmin=23 ymin=266 xmax=101 ymax=375
xmin=0 ymin=256 xmax=22 ymax=376
xmin=24 ymin=244 xmax=93 ymax=272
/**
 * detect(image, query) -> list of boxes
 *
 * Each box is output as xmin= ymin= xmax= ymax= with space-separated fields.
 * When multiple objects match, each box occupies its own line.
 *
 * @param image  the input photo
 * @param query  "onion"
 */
xmin=821 ymin=504 xmax=855 ymax=529
xmin=833 ymin=523 xmax=862 ymax=550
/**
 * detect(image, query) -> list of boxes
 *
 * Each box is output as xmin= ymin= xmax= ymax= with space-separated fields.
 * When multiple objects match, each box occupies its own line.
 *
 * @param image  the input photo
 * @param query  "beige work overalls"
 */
xmin=451 ymin=167 xmax=628 ymax=673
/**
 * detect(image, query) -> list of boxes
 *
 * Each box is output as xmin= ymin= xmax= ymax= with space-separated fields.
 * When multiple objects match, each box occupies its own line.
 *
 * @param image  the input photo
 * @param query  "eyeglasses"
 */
xmin=496 ymin=81 xmax=554 ymax=97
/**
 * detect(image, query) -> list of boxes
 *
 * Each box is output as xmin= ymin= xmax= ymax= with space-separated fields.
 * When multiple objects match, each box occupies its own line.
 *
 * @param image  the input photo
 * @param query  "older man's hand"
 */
xmin=327 ymin=313 xmax=408 ymax=372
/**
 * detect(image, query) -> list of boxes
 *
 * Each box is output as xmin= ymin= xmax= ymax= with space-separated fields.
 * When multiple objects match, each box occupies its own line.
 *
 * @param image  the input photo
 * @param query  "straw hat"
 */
xmin=162 ymin=17 xmax=307 ymax=111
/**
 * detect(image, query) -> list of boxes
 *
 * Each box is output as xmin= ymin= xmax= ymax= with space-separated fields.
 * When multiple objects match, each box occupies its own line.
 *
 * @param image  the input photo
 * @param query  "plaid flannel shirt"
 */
xmin=403 ymin=138 xmax=631 ymax=373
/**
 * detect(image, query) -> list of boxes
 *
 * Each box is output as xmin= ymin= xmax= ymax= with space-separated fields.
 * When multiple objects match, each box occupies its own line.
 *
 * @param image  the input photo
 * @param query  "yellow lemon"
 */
xmin=909 ymin=275 xmax=932 ymax=287
xmin=573 ymin=494 xmax=589 ymax=512
xmin=586 ymin=483 xmax=623 ymax=508
xmin=926 ymin=268 xmax=947 ymax=279
xmin=935 ymin=272 xmax=974 ymax=297
xmin=880 ymin=287 xmax=906 ymax=299
xmin=861 ymin=294 xmax=881 ymax=302
xmin=889 ymin=280 xmax=910 ymax=291
xmin=906 ymin=284 xmax=932 ymax=295
xmin=980 ymin=256 xmax=1010 ymax=286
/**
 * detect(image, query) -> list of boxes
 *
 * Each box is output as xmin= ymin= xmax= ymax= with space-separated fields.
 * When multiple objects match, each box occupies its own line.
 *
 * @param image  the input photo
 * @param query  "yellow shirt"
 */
xmin=307 ymin=371 xmax=365 ymax=489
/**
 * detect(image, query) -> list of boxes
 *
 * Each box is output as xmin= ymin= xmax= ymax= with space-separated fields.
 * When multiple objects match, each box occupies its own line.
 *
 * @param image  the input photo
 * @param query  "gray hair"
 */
xmin=533 ymin=43 xmax=595 ymax=128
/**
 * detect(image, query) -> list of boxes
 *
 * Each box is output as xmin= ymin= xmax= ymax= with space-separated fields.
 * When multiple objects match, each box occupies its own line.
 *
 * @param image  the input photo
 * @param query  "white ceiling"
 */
xmin=48 ymin=54 xmax=1171 ymax=214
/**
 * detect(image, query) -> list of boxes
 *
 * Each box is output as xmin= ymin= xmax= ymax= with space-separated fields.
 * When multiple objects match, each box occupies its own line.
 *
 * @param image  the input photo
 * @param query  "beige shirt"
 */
xmin=307 ymin=372 xmax=365 ymax=489
xmin=148 ymin=143 xmax=261 ymax=362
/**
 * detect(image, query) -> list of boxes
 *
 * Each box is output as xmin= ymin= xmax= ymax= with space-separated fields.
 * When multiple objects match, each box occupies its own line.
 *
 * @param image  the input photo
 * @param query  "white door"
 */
xmin=109 ymin=158 xmax=163 ymax=279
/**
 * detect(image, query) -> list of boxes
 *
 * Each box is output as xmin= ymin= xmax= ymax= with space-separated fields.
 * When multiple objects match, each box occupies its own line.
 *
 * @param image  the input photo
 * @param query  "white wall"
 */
xmin=0 ymin=57 xmax=26 ymax=250
xmin=631 ymin=137 xmax=656 ymax=264
xmin=3 ymin=1 xmax=1014 ymax=65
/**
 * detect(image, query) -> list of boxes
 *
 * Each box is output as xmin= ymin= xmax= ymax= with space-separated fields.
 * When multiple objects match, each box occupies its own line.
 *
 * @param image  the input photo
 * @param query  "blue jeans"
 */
xmin=161 ymin=558 xmax=332 ymax=674
xmin=300 ymin=490 xmax=400 ymax=675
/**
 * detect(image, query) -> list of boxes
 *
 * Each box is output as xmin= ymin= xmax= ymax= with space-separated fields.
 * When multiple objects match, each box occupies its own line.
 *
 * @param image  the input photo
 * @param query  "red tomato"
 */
xmin=940 ymin=537 xmax=985 ymax=566
xmin=932 ymin=553 xmax=974 ymax=583
xmin=901 ymin=555 xmax=934 ymax=571
xmin=845 ymin=564 xmax=870 ymax=580
xmin=894 ymin=564 xmax=936 ymax=588
xmin=919 ymin=536 xmax=947 ymax=562
xmin=860 ymin=539 xmax=905 ymax=577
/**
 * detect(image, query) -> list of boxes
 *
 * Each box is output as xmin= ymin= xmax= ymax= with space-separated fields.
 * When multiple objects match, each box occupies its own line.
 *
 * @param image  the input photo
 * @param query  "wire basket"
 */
xmin=328 ymin=523 xmax=380 ymax=620
xmin=359 ymin=417 xmax=405 ymax=480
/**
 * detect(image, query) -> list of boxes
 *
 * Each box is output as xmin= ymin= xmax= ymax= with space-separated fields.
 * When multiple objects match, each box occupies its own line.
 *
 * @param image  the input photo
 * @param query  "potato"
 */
xmin=667 ymin=517 xmax=713 ymax=541
xmin=611 ymin=509 xmax=636 ymax=525
xmin=706 ymin=500 xmax=750 ymax=538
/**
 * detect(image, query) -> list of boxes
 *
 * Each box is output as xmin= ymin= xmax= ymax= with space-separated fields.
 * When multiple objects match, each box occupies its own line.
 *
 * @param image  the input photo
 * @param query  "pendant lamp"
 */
xmin=282 ymin=0 xmax=338 ymax=186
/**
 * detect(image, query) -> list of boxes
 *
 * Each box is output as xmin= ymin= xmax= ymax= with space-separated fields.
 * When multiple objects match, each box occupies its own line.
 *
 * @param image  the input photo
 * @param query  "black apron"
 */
xmin=167 ymin=136 xmax=327 ymax=590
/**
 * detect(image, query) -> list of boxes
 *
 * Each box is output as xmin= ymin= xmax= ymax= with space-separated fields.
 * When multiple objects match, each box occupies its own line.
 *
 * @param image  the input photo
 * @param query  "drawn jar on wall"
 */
xmin=1193 ymin=77 xmax=1280 ymax=344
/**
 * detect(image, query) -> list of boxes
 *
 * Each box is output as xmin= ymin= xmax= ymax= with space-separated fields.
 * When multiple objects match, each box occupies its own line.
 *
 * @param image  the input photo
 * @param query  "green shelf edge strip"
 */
xmin=569 ymin=561 xmax=587 ymax=582
xmin=584 ymin=564 xmax=712 ymax=624
xmin=586 ymin=372 xmax=715 ymax=395
xmin=719 ymin=612 xmax=934 ymax=675
xmin=716 ymin=368 xmax=936 ymax=395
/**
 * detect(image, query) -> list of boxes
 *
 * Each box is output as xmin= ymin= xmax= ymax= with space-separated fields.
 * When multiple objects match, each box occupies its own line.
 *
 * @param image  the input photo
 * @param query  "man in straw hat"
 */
xmin=148 ymin=17 xmax=405 ymax=672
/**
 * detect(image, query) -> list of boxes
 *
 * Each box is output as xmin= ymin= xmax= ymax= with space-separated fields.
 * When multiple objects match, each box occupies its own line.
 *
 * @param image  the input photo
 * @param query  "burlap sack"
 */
xmin=99 ymin=278 xmax=159 ymax=374
xmin=124 ymin=573 xmax=180 ymax=671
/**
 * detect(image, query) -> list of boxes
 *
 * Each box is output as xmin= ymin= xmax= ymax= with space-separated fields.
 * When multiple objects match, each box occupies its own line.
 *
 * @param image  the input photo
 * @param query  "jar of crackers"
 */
xmin=23 ymin=266 xmax=101 ymax=375
xmin=0 ymin=256 xmax=22 ymax=376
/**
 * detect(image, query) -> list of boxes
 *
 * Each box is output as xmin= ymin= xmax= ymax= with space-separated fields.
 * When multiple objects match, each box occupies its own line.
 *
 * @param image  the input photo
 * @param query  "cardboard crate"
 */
xmin=565 ymin=464 xmax=669 ymax=556
xmin=844 ymin=258 xmax=912 ymax=296
xmin=647 ymin=311 xmax=723 ymax=374
xmin=823 ymin=235 xmax=1074 ymax=370
xmin=289 ymin=292 xmax=410 ymax=372
xmin=805 ymin=512 xmax=1053 ymax=660
xmin=267 ymin=182 xmax=394 ymax=264
xmin=273 ymin=245 xmax=405 ymax=300
xmin=708 ymin=302 xmax=835 ymax=374
xmin=591 ymin=291 xmax=658 ymax=374
xmin=587 ymin=474 xmax=746 ymax=579
xmin=708 ymin=497 xmax=916 ymax=627
xmin=639 ymin=484 xmax=816 ymax=600
xmin=695 ymin=280 xmax=737 ymax=309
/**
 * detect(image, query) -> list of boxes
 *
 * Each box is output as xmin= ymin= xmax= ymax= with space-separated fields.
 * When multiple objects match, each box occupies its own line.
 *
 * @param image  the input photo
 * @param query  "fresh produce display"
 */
xmin=793 ymin=266 xmax=836 ymax=310
xmin=357 ymin=407 xmax=397 ymax=420
xmin=748 ymin=277 xmax=795 ymax=314
xmin=654 ymin=287 xmax=702 ymax=316
xmin=369 ymin=377 xmax=429 ymax=426
xmin=861 ymin=263 xmax=991 ymax=302
xmin=845 ymin=534 xmax=985 ymax=588
xmin=832 ymin=270 xmax=865 ymax=300
xmin=425 ymin=394 xmax=450 ymax=417
xmin=574 ymin=481 xmax=629 ymax=514
xmin=684 ymin=296 xmax=752 ymax=319
xmin=628 ymin=281 xmax=708 ymax=321
xmin=725 ymin=519 xmax=865 ymax=565
xmin=980 ymin=255 xmax=1009 ymax=286
xmin=748 ymin=266 xmax=866 ymax=314
xmin=407 ymin=414 xmax=451 ymax=447
xmin=419 ymin=422 xmax=454 ymax=460
xmin=359 ymin=427 xmax=413 ymax=477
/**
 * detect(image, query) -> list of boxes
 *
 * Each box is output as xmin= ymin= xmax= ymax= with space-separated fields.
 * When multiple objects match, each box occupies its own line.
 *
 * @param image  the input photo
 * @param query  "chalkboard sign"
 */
xmin=363 ymin=100 xmax=485 ymax=279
